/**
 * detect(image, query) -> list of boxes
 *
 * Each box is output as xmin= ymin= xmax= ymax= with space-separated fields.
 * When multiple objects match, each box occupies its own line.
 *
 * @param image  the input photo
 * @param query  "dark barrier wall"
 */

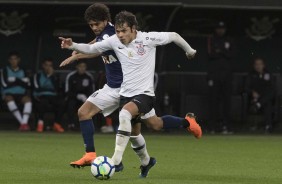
xmin=0 ymin=4 xmax=173 ymax=72
xmin=0 ymin=4 xmax=281 ymax=73
xmin=164 ymin=8 xmax=282 ymax=73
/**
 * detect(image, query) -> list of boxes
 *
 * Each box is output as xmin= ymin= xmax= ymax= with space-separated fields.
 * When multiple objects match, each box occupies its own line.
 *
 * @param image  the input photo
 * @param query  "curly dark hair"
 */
xmin=115 ymin=11 xmax=138 ymax=29
xmin=84 ymin=3 xmax=111 ymax=22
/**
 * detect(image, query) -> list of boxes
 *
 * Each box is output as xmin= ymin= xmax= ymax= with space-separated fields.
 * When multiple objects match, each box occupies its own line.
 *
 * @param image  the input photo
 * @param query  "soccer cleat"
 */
xmin=19 ymin=124 xmax=30 ymax=131
xmin=139 ymin=157 xmax=156 ymax=178
xmin=70 ymin=152 xmax=97 ymax=168
xmin=36 ymin=120 xmax=44 ymax=132
xmin=185 ymin=113 xmax=202 ymax=139
xmin=53 ymin=123 xmax=64 ymax=133
xmin=115 ymin=162 xmax=124 ymax=172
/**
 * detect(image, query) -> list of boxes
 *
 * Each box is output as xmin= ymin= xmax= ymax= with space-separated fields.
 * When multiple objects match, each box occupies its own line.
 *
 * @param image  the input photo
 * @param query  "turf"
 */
xmin=0 ymin=132 xmax=281 ymax=184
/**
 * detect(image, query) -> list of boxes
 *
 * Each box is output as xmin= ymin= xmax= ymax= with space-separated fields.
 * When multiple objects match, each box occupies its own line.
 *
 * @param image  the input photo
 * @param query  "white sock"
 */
xmin=112 ymin=109 xmax=132 ymax=165
xmin=22 ymin=102 xmax=32 ymax=124
xmin=7 ymin=101 xmax=23 ymax=124
xmin=130 ymin=134 xmax=150 ymax=166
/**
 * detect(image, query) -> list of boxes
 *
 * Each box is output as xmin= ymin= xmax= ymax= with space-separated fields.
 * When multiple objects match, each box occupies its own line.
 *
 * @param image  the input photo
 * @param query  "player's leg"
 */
xmin=130 ymin=123 xmax=156 ymax=178
xmin=106 ymin=110 xmax=119 ymax=132
xmin=21 ymin=95 xmax=32 ymax=130
xmin=112 ymin=94 xmax=154 ymax=169
xmin=131 ymin=123 xmax=150 ymax=166
xmin=71 ymin=85 xmax=120 ymax=168
xmin=142 ymin=109 xmax=202 ymax=139
xmin=111 ymin=101 xmax=137 ymax=167
xmin=70 ymin=101 xmax=100 ymax=168
xmin=4 ymin=95 xmax=24 ymax=130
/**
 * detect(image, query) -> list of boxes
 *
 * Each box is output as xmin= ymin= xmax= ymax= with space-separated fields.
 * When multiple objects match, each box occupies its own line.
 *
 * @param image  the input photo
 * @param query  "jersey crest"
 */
xmin=136 ymin=44 xmax=146 ymax=55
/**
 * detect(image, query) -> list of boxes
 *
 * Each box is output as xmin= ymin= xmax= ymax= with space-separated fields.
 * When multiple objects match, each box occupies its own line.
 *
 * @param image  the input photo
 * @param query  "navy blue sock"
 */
xmin=161 ymin=115 xmax=189 ymax=129
xmin=80 ymin=119 xmax=95 ymax=152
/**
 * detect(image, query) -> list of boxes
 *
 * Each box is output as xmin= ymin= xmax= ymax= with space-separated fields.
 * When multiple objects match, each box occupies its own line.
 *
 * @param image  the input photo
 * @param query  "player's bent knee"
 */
xmin=119 ymin=109 xmax=132 ymax=132
xmin=150 ymin=123 xmax=162 ymax=131
xmin=144 ymin=117 xmax=163 ymax=131
xmin=119 ymin=109 xmax=132 ymax=123
xmin=78 ymin=102 xmax=101 ymax=121
xmin=78 ymin=107 xmax=92 ymax=120
xmin=145 ymin=119 xmax=162 ymax=131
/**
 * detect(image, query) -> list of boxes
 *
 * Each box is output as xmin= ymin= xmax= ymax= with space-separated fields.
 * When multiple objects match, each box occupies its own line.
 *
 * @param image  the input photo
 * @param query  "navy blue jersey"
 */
xmin=96 ymin=23 xmax=123 ymax=88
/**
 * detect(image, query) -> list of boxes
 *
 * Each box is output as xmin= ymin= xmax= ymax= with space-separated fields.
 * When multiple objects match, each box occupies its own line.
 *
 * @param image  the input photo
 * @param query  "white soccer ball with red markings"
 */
xmin=91 ymin=156 xmax=115 ymax=180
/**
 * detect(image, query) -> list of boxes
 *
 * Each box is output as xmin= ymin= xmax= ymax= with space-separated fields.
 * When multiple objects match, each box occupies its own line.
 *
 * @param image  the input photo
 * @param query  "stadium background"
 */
xmin=0 ymin=0 xmax=282 ymax=131
xmin=1 ymin=1 xmax=282 ymax=184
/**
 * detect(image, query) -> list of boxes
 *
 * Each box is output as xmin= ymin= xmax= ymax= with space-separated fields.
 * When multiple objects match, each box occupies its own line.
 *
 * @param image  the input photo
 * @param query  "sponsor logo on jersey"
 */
xmin=135 ymin=40 xmax=143 ymax=44
xmin=150 ymin=37 xmax=161 ymax=42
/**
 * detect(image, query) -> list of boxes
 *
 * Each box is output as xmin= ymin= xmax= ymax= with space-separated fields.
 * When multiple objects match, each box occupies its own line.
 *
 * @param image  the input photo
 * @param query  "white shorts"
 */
xmin=87 ymin=84 xmax=120 ymax=117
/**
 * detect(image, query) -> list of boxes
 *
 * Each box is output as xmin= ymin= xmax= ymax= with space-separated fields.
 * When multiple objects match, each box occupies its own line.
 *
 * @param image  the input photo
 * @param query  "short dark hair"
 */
xmin=43 ymin=57 xmax=53 ymax=63
xmin=253 ymin=57 xmax=265 ymax=64
xmin=8 ymin=51 xmax=20 ymax=58
xmin=115 ymin=11 xmax=138 ymax=29
xmin=76 ymin=61 xmax=86 ymax=66
xmin=84 ymin=3 xmax=111 ymax=22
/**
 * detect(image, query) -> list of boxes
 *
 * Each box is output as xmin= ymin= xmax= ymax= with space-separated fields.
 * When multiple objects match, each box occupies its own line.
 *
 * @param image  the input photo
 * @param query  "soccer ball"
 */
xmin=91 ymin=156 xmax=115 ymax=180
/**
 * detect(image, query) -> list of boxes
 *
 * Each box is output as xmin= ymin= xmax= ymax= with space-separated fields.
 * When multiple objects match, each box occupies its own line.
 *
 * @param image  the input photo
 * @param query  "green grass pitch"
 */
xmin=0 ymin=132 xmax=281 ymax=184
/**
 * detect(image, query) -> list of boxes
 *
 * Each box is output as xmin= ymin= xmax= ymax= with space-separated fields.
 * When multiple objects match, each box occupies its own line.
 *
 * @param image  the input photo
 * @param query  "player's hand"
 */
xmin=72 ymin=51 xmax=78 ymax=56
xmin=186 ymin=49 xmax=197 ymax=60
xmin=59 ymin=37 xmax=73 ymax=49
xmin=60 ymin=55 xmax=78 ymax=67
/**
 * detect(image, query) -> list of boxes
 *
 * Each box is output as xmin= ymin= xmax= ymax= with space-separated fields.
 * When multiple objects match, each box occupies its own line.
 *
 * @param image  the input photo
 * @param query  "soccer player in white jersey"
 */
xmin=60 ymin=4 xmax=154 ymax=174
xmin=60 ymin=11 xmax=202 ymax=177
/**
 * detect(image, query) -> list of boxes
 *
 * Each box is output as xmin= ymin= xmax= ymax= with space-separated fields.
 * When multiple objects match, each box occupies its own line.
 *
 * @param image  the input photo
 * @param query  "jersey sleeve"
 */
xmin=145 ymin=32 xmax=171 ymax=47
xmin=72 ymin=36 xmax=114 ymax=54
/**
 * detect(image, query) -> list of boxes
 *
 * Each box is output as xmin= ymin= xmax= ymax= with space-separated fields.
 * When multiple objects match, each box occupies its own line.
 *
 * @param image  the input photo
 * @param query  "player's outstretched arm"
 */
xmin=168 ymin=32 xmax=197 ymax=59
xmin=71 ymin=38 xmax=96 ymax=56
xmin=59 ymin=37 xmax=110 ymax=55
xmin=59 ymin=53 xmax=100 ymax=67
